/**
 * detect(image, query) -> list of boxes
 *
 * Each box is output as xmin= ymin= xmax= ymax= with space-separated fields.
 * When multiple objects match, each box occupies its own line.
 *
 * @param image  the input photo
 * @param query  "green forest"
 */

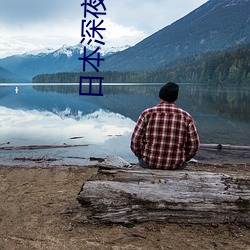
xmin=32 ymin=43 xmax=250 ymax=85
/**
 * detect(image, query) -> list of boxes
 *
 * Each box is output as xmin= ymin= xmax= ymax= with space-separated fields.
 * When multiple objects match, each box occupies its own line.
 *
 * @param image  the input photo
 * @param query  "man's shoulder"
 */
xmin=142 ymin=105 xmax=159 ymax=114
xmin=175 ymin=106 xmax=194 ymax=121
xmin=175 ymin=106 xmax=191 ymax=115
xmin=142 ymin=103 xmax=193 ymax=119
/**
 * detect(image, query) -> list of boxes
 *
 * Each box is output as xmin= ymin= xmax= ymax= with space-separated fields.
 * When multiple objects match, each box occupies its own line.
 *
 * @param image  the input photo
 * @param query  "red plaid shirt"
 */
xmin=130 ymin=102 xmax=200 ymax=169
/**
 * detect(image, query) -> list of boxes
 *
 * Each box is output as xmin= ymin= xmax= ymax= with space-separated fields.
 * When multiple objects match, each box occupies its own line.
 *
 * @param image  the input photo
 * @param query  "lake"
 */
xmin=0 ymin=83 xmax=250 ymax=167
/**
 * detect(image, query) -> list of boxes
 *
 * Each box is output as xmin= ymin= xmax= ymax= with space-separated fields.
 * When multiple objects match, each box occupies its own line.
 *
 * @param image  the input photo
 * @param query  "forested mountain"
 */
xmin=0 ymin=66 xmax=27 ymax=83
xmin=96 ymin=0 xmax=250 ymax=72
xmin=0 ymin=66 xmax=11 ymax=82
xmin=0 ymin=45 xmax=128 ymax=82
xmin=150 ymin=43 xmax=250 ymax=84
xmin=0 ymin=45 xmax=90 ymax=82
xmin=1 ymin=0 xmax=250 ymax=82
xmin=33 ymin=43 xmax=250 ymax=85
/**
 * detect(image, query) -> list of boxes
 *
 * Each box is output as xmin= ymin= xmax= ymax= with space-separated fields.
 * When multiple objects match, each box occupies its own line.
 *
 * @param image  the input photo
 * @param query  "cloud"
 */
xmin=0 ymin=0 xmax=77 ymax=26
xmin=0 ymin=0 xmax=208 ymax=57
xmin=105 ymin=0 xmax=208 ymax=35
xmin=0 ymin=0 xmax=208 ymax=34
xmin=0 ymin=0 xmax=208 ymax=32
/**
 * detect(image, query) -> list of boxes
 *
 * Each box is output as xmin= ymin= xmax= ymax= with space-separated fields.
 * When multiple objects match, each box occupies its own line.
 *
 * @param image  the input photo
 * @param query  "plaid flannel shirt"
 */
xmin=130 ymin=102 xmax=200 ymax=169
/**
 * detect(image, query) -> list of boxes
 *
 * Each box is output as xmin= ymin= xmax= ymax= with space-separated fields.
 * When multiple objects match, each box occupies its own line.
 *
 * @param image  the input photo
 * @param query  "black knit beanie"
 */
xmin=159 ymin=82 xmax=179 ymax=102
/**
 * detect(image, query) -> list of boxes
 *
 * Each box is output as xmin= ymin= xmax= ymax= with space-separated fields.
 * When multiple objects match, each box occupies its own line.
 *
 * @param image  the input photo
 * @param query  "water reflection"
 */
xmin=0 ymin=83 xmax=250 ymax=166
xmin=33 ymin=83 xmax=250 ymax=123
xmin=0 ymin=106 xmax=134 ymax=145
xmin=0 ymin=106 xmax=136 ymax=166
xmin=178 ymin=84 xmax=250 ymax=123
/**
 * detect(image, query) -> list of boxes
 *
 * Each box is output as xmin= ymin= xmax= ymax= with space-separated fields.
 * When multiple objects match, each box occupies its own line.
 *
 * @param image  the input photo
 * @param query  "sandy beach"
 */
xmin=0 ymin=163 xmax=249 ymax=250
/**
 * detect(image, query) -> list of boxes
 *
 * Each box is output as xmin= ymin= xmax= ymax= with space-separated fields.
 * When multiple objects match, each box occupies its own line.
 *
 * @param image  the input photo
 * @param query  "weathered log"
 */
xmin=0 ymin=144 xmax=88 ymax=151
xmin=77 ymin=166 xmax=250 ymax=225
xmin=200 ymin=143 xmax=250 ymax=151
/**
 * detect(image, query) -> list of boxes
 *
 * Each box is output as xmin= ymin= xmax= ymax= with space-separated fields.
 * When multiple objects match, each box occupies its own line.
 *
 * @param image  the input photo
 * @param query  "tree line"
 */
xmin=33 ymin=43 xmax=250 ymax=85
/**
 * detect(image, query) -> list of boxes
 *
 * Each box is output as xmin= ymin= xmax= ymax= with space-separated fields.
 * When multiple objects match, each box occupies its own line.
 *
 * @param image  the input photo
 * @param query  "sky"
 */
xmin=0 ymin=0 xmax=208 ymax=58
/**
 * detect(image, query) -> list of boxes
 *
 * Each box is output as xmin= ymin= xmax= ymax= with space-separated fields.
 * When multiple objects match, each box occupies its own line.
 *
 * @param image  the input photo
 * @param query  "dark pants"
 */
xmin=138 ymin=158 xmax=188 ymax=170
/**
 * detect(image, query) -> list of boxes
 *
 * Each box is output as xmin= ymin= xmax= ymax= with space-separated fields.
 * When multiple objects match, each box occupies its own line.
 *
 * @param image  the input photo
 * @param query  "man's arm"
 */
xmin=130 ymin=114 xmax=146 ymax=158
xmin=185 ymin=119 xmax=200 ymax=161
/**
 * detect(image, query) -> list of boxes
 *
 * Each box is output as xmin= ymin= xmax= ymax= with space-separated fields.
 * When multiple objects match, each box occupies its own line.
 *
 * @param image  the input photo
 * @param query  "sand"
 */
xmin=0 ymin=163 xmax=249 ymax=250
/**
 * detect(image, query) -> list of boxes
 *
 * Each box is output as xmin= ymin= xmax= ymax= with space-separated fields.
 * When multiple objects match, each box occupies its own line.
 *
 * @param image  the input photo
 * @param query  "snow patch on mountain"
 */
xmin=24 ymin=47 xmax=55 ymax=57
xmin=88 ymin=44 xmax=131 ymax=56
xmin=21 ymin=43 xmax=131 ymax=59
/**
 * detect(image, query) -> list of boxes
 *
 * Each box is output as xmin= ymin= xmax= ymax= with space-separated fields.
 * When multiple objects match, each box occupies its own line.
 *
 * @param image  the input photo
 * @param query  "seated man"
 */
xmin=130 ymin=82 xmax=200 ymax=170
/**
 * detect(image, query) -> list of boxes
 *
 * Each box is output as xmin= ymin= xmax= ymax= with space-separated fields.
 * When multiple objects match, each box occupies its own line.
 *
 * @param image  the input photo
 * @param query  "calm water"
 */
xmin=0 ymin=83 xmax=250 ymax=166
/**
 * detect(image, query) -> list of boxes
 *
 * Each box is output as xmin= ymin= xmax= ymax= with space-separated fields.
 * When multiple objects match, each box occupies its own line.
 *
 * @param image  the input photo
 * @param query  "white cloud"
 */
xmin=104 ymin=19 xmax=146 ymax=47
xmin=0 ymin=0 xmax=208 ymax=58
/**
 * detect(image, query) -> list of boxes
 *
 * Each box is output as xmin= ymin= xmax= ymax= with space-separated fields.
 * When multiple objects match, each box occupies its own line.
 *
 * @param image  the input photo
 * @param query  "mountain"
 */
xmin=0 ymin=65 xmax=27 ymax=83
xmin=0 ymin=44 xmax=129 ymax=82
xmin=1 ymin=0 xmax=249 ymax=81
xmin=0 ymin=66 xmax=12 ymax=81
xmin=98 ymin=0 xmax=250 ymax=72
xmin=0 ymin=44 xmax=90 ymax=82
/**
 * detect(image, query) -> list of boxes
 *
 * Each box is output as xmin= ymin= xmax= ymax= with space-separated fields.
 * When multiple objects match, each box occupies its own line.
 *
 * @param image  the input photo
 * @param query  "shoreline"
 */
xmin=1 ymin=160 xmax=250 ymax=171
xmin=1 ymin=145 xmax=250 ymax=168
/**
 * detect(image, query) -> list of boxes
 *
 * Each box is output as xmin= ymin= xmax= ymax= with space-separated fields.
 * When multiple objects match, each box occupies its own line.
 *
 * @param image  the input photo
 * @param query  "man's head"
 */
xmin=159 ymin=82 xmax=179 ymax=102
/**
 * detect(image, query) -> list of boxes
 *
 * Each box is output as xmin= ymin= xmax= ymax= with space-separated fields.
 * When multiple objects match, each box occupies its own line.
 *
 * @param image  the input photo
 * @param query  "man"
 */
xmin=130 ymin=82 xmax=200 ymax=170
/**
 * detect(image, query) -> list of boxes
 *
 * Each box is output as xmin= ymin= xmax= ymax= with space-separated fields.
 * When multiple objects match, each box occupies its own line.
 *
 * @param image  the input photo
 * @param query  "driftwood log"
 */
xmin=0 ymin=144 xmax=88 ymax=151
xmin=77 ymin=157 xmax=250 ymax=225
xmin=200 ymin=143 xmax=250 ymax=151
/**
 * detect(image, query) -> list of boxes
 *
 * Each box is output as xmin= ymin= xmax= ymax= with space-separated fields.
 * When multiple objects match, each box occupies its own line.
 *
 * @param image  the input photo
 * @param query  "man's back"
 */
xmin=130 ymin=82 xmax=199 ymax=170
